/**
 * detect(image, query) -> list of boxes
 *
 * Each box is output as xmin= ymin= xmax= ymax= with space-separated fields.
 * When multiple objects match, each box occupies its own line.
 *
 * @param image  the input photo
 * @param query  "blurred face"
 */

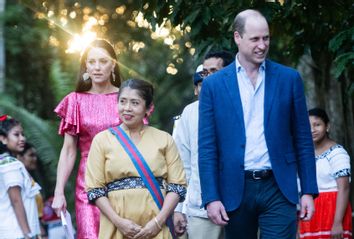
xmin=234 ymin=16 xmax=269 ymax=67
xmin=196 ymin=57 xmax=225 ymax=96
xmin=21 ymin=147 xmax=38 ymax=170
xmin=118 ymin=88 xmax=148 ymax=130
xmin=309 ymin=116 xmax=328 ymax=144
xmin=1 ymin=125 xmax=26 ymax=154
xmin=202 ymin=57 xmax=224 ymax=76
xmin=86 ymin=47 xmax=115 ymax=84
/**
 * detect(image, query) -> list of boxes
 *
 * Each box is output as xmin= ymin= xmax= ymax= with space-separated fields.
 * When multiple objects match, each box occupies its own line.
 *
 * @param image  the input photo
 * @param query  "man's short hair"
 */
xmin=204 ymin=51 xmax=234 ymax=67
xmin=232 ymin=9 xmax=265 ymax=36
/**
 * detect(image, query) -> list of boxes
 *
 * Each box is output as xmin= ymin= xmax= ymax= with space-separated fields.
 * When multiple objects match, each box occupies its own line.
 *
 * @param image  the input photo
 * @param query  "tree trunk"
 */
xmin=0 ymin=0 xmax=5 ymax=93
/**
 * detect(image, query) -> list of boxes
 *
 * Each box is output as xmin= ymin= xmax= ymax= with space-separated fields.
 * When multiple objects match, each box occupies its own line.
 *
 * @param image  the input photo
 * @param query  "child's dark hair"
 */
xmin=0 ymin=141 xmax=7 ymax=154
xmin=308 ymin=108 xmax=330 ymax=125
xmin=119 ymin=79 xmax=154 ymax=108
xmin=0 ymin=115 xmax=21 ymax=154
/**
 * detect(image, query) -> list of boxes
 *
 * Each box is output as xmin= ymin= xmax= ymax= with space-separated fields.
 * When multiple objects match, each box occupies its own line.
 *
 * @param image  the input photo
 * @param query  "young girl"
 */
xmin=0 ymin=115 xmax=41 ymax=239
xmin=299 ymin=108 xmax=352 ymax=239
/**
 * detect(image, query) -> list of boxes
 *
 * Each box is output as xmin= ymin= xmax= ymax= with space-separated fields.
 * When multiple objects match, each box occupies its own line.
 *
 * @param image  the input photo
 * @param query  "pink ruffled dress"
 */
xmin=55 ymin=92 xmax=121 ymax=239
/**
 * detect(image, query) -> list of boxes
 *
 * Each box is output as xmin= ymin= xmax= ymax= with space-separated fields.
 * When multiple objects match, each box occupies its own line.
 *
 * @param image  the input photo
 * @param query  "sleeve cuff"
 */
xmin=167 ymin=183 xmax=187 ymax=202
xmin=87 ymin=187 xmax=107 ymax=204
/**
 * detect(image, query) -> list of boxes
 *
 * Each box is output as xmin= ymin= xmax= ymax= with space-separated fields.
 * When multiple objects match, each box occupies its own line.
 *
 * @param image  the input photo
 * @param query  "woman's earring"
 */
xmin=112 ymin=72 xmax=116 ymax=82
xmin=82 ymin=72 xmax=90 ymax=81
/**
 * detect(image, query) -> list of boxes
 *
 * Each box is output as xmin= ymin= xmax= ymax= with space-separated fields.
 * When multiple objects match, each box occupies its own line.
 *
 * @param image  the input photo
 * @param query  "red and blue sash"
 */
xmin=109 ymin=126 xmax=176 ymax=238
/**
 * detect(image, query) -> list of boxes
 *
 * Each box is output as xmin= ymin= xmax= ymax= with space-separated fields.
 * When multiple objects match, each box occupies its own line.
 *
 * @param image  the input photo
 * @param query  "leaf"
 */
xmin=329 ymin=27 xmax=354 ymax=53
xmin=332 ymin=52 xmax=354 ymax=78
xmin=184 ymin=9 xmax=201 ymax=24
xmin=202 ymin=7 xmax=211 ymax=25
xmin=49 ymin=60 xmax=75 ymax=102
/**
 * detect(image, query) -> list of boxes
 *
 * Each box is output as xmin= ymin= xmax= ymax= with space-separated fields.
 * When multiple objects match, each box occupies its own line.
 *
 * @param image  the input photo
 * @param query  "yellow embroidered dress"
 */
xmin=85 ymin=126 xmax=186 ymax=239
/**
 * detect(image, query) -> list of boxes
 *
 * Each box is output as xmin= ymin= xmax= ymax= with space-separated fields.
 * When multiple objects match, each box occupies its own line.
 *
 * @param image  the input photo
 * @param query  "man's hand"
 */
xmin=299 ymin=194 xmax=315 ymax=221
xmin=173 ymin=212 xmax=187 ymax=236
xmin=206 ymin=201 xmax=229 ymax=226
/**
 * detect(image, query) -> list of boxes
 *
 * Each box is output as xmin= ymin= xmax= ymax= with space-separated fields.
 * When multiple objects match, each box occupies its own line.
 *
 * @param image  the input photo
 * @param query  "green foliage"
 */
xmin=4 ymin=3 xmax=57 ymax=119
xmin=50 ymin=59 xmax=76 ymax=102
xmin=329 ymin=27 xmax=354 ymax=79
xmin=331 ymin=53 xmax=354 ymax=79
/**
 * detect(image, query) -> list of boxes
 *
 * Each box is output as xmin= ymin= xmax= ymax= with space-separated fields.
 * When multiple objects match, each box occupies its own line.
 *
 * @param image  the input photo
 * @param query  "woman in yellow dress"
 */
xmin=85 ymin=79 xmax=186 ymax=239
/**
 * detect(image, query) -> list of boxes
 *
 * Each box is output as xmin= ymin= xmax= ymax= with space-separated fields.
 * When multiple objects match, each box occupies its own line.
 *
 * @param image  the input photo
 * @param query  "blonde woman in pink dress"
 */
xmin=52 ymin=39 xmax=122 ymax=239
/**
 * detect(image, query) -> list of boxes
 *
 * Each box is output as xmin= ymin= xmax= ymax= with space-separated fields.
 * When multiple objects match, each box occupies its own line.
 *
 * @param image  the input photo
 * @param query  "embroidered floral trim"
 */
xmin=334 ymin=168 xmax=351 ymax=178
xmin=87 ymin=177 xmax=187 ymax=204
xmin=106 ymin=177 xmax=165 ymax=192
xmin=316 ymin=144 xmax=343 ymax=161
xmin=87 ymin=187 xmax=107 ymax=204
xmin=0 ymin=153 xmax=16 ymax=165
xmin=167 ymin=183 xmax=187 ymax=202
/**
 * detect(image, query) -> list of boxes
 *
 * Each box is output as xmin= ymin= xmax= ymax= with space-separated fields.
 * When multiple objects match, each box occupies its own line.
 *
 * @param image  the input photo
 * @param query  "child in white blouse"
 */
xmin=0 ymin=115 xmax=41 ymax=239
xmin=299 ymin=108 xmax=352 ymax=239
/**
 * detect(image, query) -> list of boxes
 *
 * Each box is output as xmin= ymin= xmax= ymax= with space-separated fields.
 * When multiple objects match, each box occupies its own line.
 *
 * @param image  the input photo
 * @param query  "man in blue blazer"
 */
xmin=198 ymin=9 xmax=318 ymax=239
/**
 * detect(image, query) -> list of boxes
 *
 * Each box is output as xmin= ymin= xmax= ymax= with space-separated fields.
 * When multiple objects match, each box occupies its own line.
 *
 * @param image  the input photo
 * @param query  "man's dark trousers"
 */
xmin=225 ymin=175 xmax=297 ymax=239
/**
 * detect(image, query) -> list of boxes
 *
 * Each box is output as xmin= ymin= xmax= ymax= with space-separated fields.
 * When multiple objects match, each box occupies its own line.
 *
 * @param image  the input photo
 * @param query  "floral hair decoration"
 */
xmin=0 ymin=114 xmax=9 ymax=121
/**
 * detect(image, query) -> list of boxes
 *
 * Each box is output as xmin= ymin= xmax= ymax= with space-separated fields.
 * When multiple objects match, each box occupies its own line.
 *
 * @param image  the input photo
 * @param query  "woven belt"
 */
xmin=244 ymin=170 xmax=273 ymax=180
xmin=106 ymin=177 xmax=165 ymax=192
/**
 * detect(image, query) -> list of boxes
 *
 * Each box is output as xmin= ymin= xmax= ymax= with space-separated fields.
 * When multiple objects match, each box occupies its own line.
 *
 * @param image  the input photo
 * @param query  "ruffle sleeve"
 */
xmin=54 ymin=92 xmax=80 ymax=136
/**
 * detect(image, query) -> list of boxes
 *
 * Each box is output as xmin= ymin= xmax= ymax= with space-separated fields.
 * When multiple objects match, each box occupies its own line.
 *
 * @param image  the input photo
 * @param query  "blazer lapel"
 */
xmin=264 ymin=60 xmax=279 ymax=128
xmin=223 ymin=63 xmax=245 ymax=124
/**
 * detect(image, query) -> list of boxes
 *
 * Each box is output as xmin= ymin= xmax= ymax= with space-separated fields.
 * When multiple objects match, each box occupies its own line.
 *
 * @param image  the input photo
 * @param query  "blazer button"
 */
xmin=241 ymin=144 xmax=245 ymax=148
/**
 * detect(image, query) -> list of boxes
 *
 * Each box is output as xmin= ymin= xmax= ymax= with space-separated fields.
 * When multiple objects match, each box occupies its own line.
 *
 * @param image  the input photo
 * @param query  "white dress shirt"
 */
xmin=235 ymin=56 xmax=271 ymax=170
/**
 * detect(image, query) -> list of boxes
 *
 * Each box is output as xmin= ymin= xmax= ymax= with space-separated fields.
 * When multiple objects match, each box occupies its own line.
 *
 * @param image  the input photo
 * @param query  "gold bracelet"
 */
xmin=154 ymin=217 xmax=162 ymax=230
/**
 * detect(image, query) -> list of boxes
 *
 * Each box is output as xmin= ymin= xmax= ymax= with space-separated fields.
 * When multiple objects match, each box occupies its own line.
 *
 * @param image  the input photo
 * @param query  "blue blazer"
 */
xmin=198 ymin=60 xmax=318 ymax=211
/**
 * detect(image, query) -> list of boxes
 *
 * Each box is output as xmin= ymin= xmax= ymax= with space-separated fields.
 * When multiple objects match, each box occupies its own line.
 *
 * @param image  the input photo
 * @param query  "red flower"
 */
xmin=0 ymin=114 xmax=8 ymax=121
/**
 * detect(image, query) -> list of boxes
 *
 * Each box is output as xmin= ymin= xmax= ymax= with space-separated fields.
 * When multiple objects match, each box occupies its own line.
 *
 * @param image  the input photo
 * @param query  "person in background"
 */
xmin=299 ymin=108 xmax=352 ymax=239
xmin=18 ymin=143 xmax=38 ymax=172
xmin=85 ymin=79 xmax=186 ymax=239
xmin=18 ymin=143 xmax=48 ymax=239
xmin=51 ymin=39 xmax=122 ymax=239
xmin=0 ymin=115 xmax=41 ymax=239
xmin=202 ymin=51 xmax=234 ymax=78
xmin=198 ymin=9 xmax=318 ymax=239
xmin=172 ymin=51 xmax=233 ymax=239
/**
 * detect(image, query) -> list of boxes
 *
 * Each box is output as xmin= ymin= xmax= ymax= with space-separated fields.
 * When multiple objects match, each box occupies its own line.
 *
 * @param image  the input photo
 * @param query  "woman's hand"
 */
xmin=331 ymin=222 xmax=344 ymax=239
xmin=51 ymin=193 xmax=66 ymax=217
xmin=116 ymin=218 xmax=142 ymax=239
xmin=133 ymin=218 xmax=161 ymax=239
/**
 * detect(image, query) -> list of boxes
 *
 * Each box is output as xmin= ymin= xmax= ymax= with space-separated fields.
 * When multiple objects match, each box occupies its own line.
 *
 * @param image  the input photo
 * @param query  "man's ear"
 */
xmin=234 ymin=31 xmax=241 ymax=45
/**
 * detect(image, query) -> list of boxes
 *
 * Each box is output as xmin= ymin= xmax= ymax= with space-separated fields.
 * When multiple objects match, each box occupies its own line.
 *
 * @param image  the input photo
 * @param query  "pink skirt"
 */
xmin=299 ymin=191 xmax=352 ymax=239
